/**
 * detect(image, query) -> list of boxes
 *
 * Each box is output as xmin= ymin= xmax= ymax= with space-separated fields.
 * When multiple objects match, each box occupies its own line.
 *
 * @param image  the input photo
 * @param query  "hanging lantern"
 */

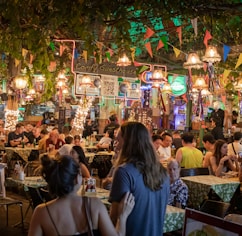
xmin=193 ymin=77 xmax=208 ymax=90
xmin=202 ymin=45 xmax=221 ymax=63
xmin=14 ymin=74 xmax=27 ymax=90
xmin=116 ymin=53 xmax=131 ymax=67
xmin=183 ymin=52 xmax=203 ymax=69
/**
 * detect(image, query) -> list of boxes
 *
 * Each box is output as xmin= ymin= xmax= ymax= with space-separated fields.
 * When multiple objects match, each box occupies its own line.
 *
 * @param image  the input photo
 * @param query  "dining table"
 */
xmin=181 ymin=175 xmax=240 ymax=209
xmin=5 ymin=146 xmax=39 ymax=163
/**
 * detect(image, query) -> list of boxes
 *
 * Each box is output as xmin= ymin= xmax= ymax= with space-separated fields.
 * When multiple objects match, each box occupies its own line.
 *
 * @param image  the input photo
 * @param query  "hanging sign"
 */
xmin=74 ymin=73 xmax=100 ymax=96
xmin=168 ymin=75 xmax=187 ymax=96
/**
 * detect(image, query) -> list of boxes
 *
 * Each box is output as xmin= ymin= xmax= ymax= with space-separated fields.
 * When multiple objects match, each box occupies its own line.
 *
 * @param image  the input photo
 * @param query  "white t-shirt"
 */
xmin=158 ymin=146 xmax=171 ymax=160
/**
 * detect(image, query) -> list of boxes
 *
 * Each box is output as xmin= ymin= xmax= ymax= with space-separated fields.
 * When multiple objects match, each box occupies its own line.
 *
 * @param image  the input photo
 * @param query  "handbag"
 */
xmin=84 ymin=197 xmax=94 ymax=236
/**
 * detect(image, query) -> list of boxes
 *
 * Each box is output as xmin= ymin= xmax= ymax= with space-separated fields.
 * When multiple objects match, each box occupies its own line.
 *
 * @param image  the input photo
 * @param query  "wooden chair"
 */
xmin=180 ymin=167 xmax=209 ymax=177
xmin=199 ymin=200 xmax=231 ymax=218
xmin=0 ymin=163 xmax=24 ymax=230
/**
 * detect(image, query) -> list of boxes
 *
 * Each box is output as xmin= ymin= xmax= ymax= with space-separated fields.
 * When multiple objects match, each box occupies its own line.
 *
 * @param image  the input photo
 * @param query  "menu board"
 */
xmin=124 ymin=108 xmax=152 ymax=126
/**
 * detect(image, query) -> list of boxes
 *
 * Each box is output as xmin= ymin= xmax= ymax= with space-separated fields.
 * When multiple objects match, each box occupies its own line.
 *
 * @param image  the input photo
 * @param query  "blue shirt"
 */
xmin=109 ymin=163 xmax=170 ymax=236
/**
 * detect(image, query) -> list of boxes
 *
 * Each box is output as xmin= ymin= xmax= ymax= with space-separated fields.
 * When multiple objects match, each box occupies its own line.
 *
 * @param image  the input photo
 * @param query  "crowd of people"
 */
xmin=1 ymin=114 xmax=242 ymax=236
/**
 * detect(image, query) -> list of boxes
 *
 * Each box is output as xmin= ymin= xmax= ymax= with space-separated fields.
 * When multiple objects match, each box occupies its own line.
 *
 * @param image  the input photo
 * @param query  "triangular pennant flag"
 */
xmin=203 ymin=63 xmax=207 ymax=72
xmin=15 ymin=59 xmax=20 ymax=67
xmin=235 ymin=53 xmax=242 ymax=69
xmin=156 ymin=40 xmax=164 ymax=51
xmin=49 ymin=42 xmax=55 ymax=51
xmin=203 ymin=30 xmax=212 ymax=47
xmin=48 ymin=61 xmax=56 ymax=72
xmin=133 ymin=61 xmax=142 ymax=67
xmin=173 ymin=47 xmax=181 ymax=58
xmin=223 ymin=45 xmax=231 ymax=62
xmin=130 ymin=47 xmax=136 ymax=62
xmin=29 ymin=54 xmax=34 ymax=64
xmin=191 ymin=18 xmax=198 ymax=37
xmin=22 ymin=48 xmax=28 ymax=59
xmin=160 ymin=36 xmax=168 ymax=51
xmin=108 ymin=48 xmax=114 ymax=56
xmin=221 ymin=94 xmax=226 ymax=104
xmin=60 ymin=45 xmax=63 ymax=56
xmin=1 ymin=53 xmax=5 ymax=60
xmin=181 ymin=93 xmax=188 ymax=103
xmin=144 ymin=27 xmax=155 ymax=39
xmin=176 ymin=26 xmax=182 ymax=45
xmin=74 ymin=48 xmax=79 ymax=59
xmin=223 ymin=69 xmax=231 ymax=79
xmin=105 ymin=51 xmax=111 ymax=62
xmin=82 ymin=50 xmax=88 ymax=63
xmin=139 ymin=65 xmax=150 ymax=73
xmin=145 ymin=42 xmax=153 ymax=58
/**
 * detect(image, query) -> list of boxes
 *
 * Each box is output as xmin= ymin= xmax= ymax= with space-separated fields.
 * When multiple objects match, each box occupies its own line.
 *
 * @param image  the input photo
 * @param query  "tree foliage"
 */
xmin=0 ymin=0 xmax=241 ymax=99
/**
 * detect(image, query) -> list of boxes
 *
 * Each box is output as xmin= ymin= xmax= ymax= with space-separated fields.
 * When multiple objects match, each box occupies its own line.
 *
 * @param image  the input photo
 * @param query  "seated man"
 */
xmin=96 ymin=130 xmax=112 ymax=150
xmin=45 ymin=129 xmax=65 ymax=155
xmin=175 ymin=132 xmax=203 ymax=168
xmin=7 ymin=123 xmax=29 ymax=147
xmin=167 ymin=159 xmax=188 ymax=209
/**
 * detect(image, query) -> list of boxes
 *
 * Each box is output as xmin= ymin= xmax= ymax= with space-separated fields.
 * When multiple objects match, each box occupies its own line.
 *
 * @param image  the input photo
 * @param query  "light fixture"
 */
xmin=80 ymin=74 xmax=92 ymax=86
xmin=183 ymin=52 xmax=203 ymax=69
xmin=234 ymin=78 xmax=242 ymax=91
xmin=14 ymin=74 xmax=27 ymax=90
xmin=193 ymin=77 xmax=208 ymax=90
xmin=202 ymin=45 xmax=221 ymax=63
xmin=162 ymin=83 xmax=172 ymax=94
xmin=116 ymin=53 xmax=131 ymax=67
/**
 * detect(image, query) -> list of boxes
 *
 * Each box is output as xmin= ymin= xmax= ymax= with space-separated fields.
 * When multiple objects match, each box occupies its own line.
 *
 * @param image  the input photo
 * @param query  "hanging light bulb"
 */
xmin=183 ymin=52 xmax=203 ymax=69
xmin=116 ymin=53 xmax=131 ymax=67
xmin=202 ymin=45 xmax=221 ymax=63
xmin=193 ymin=77 xmax=208 ymax=90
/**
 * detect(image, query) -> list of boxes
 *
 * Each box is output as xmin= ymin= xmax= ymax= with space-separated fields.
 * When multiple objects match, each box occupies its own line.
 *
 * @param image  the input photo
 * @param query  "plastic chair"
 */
xmin=199 ymin=200 xmax=231 ymax=218
xmin=180 ymin=167 xmax=209 ymax=177
xmin=0 ymin=163 xmax=24 ymax=229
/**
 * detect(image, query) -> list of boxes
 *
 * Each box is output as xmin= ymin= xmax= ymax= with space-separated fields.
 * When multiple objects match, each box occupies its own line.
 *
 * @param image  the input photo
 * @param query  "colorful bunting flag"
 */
xmin=105 ymin=51 xmax=111 ymax=62
xmin=60 ymin=45 xmax=67 ymax=56
xmin=48 ymin=61 xmax=56 ymax=72
xmin=145 ymin=42 xmax=153 ymax=58
xmin=22 ymin=48 xmax=28 ymax=59
xmin=133 ymin=61 xmax=142 ymax=67
xmin=156 ymin=40 xmax=164 ymax=51
xmin=49 ymin=42 xmax=55 ymax=51
xmin=203 ymin=30 xmax=212 ymax=47
xmin=223 ymin=69 xmax=231 ymax=79
xmin=130 ymin=47 xmax=136 ymax=62
xmin=15 ymin=59 xmax=20 ymax=67
xmin=82 ymin=50 xmax=88 ymax=63
xmin=139 ymin=65 xmax=150 ymax=73
xmin=223 ymin=45 xmax=231 ymax=62
xmin=29 ymin=54 xmax=34 ymax=64
xmin=176 ymin=26 xmax=182 ymax=45
xmin=235 ymin=53 xmax=242 ymax=69
xmin=173 ymin=47 xmax=181 ymax=58
xmin=144 ymin=27 xmax=155 ymax=39
xmin=160 ymin=36 xmax=168 ymax=51
xmin=74 ymin=48 xmax=79 ymax=59
xmin=191 ymin=18 xmax=198 ymax=37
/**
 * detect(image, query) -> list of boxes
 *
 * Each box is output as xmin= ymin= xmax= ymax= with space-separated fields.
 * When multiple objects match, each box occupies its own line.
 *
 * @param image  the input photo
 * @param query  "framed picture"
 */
xmin=183 ymin=208 xmax=242 ymax=236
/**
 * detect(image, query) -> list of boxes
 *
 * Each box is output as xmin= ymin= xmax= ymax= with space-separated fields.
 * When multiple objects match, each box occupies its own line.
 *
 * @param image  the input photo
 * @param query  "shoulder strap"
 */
xmin=232 ymin=142 xmax=237 ymax=155
xmin=45 ymin=203 xmax=61 ymax=236
xmin=83 ymin=197 xmax=94 ymax=236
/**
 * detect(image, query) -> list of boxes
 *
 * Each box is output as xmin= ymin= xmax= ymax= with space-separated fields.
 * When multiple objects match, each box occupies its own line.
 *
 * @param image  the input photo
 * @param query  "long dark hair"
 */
xmin=41 ymin=155 xmax=79 ymax=197
xmin=71 ymin=145 xmax=89 ymax=167
xmin=213 ymin=139 xmax=227 ymax=166
xmin=117 ymin=122 xmax=167 ymax=191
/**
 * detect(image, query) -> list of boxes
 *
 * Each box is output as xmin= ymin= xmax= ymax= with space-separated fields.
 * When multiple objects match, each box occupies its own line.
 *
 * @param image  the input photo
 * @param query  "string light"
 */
xmin=4 ymin=109 xmax=19 ymax=131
